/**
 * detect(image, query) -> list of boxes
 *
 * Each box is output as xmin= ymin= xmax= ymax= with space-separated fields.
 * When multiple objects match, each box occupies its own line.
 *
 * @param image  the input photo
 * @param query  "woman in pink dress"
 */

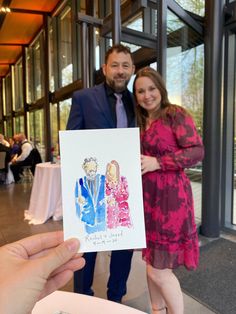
xmin=133 ymin=67 xmax=204 ymax=314
xmin=105 ymin=160 xmax=132 ymax=229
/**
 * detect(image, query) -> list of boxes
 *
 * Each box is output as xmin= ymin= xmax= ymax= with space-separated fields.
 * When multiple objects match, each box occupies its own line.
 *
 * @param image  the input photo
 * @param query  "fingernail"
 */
xmin=65 ymin=238 xmax=79 ymax=252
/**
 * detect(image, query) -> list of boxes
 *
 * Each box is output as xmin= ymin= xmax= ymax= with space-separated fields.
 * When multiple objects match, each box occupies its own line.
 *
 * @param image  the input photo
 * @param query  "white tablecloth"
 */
xmin=5 ymin=164 xmax=14 ymax=184
xmin=24 ymin=162 xmax=63 ymax=224
xmin=32 ymin=291 xmax=147 ymax=314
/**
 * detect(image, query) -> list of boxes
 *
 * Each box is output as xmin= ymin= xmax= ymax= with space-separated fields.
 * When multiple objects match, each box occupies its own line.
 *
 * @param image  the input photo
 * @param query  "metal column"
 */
xmin=201 ymin=0 xmax=224 ymax=237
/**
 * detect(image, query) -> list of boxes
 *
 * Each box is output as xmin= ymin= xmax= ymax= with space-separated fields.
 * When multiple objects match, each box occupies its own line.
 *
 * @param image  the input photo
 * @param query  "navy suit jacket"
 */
xmin=67 ymin=83 xmax=135 ymax=130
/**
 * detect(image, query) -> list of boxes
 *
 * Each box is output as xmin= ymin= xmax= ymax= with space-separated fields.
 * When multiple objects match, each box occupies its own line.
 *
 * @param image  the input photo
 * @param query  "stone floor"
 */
xmin=1 ymin=181 xmax=234 ymax=313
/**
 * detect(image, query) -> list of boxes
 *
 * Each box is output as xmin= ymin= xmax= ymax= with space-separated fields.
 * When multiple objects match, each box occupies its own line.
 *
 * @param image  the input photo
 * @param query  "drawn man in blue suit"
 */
xmin=67 ymin=44 xmax=135 ymax=303
xmin=75 ymin=157 xmax=106 ymax=234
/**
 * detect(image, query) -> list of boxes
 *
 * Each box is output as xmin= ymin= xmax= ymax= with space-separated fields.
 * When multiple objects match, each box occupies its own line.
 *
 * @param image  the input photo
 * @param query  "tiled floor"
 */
xmin=0 ymin=181 xmax=229 ymax=313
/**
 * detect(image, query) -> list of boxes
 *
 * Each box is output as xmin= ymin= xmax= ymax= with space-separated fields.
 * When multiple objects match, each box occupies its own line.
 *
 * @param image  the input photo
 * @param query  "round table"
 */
xmin=32 ymin=290 xmax=147 ymax=314
xmin=24 ymin=162 xmax=63 ymax=224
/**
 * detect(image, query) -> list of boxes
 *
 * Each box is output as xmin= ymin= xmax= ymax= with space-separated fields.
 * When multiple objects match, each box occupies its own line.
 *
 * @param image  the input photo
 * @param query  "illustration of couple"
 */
xmin=75 ymin=157 xmax=132 ymax=234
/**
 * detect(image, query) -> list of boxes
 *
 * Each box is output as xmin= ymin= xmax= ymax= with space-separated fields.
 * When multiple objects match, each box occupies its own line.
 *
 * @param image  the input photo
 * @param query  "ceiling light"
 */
xmin=0 ymin=6 xmax=11 ymax=13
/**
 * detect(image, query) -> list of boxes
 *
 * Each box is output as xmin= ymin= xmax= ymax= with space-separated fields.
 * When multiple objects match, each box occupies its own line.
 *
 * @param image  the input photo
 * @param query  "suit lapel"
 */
xmin=94 ymin=84 xmax=116 ymax=128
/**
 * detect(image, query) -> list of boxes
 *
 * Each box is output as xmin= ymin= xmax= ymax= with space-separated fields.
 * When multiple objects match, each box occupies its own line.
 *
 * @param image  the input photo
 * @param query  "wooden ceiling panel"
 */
xmin=0 ymin=0 xmax=62 ymax=77
xmin=10 ymin=0 xmax=61 ymax=12
xmin=0 ymin=65 xmax=9 ymax=77
xmin=0 ymin=45 xmax=21 ymax=62
xmin=0 ymin=13 xmax=43 ymax=44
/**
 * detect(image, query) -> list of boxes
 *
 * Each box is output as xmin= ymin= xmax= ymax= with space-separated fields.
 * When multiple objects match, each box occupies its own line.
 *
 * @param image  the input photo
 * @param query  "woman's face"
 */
xmin=107 ymin=163 xmax=117 ymax=182
xmin=135 ymin=76 xmax=162 ymax=116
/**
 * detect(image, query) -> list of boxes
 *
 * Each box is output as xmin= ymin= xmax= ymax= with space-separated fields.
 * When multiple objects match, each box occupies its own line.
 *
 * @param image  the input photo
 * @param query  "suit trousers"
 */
xmin=74 ymin=249 xmax=133 ymax=302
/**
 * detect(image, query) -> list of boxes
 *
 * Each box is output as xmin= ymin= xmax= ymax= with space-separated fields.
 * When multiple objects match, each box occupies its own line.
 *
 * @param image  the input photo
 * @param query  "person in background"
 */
xmin=0 ymin=140 xmax=11 ymax=183
xmin=133 ymin=67 xmax=204 ymax=314
xmin=10 ymin=133 xmax=33 ymax=182
xmin=8 ymin=135 xmax=20 ymax=160
xmin=0 ymin=134 xmax=10 ymax=147
xmin=0 ymin=231 xmax=85 ymax=314
xmin=67 ymin=44 xmax=135 ymax=303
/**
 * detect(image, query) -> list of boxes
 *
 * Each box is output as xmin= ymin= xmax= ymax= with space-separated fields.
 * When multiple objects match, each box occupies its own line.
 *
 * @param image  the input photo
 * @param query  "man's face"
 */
xmin=84 ymin=161 xmax=97 ymax=180
xmin=102 ymin=51 xmax=135 ymax=93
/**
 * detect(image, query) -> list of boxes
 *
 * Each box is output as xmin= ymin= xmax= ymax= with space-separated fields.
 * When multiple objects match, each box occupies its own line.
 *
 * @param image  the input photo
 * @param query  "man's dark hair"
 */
xmin=105 ymin=44 xmax=133 ymax=64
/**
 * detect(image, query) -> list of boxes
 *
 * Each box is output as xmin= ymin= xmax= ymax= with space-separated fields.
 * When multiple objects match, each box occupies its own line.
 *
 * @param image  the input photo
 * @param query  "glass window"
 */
xmin=125 ymin=13 xmax=143 ymax=32
xmin=28 ymin=109 xmax=45 ymax=161
xmin=49 ymin=22 xmax=55 ymax=92
xmin=33 ymin=37 xmax=44 ymax=100
xmin=59 ymin=98 xmax=72 ymax=130
xmin=5 ymin=119 xmax=12 ymax=138
xmin=14 ymin=60 xmax=24 ymax=111
xmin=26 ymin=34 xmax=45 ymax=103
xmin=5 ymin=74 xmax=12 ymax=115
xmin=166 ymin=10 xmax=204 ymax=224
xmin=14 ymin=116 xmax=24 ymax=133
xmin=26 ymin=48 xmax=33 ymax=104
xmin=59 ymin=6 xmax=73 ymax=87
xmin=50 ymin=99 xmax=71 ymax=159
xmin=2 ymin=78 xmax=6 ymax=115
xmin=174 ymin=0 xmax=205 ymax=16
xmin=95 ymin=28 xmax=101 ymax=70
xmin=50 ymin=103 xmax=59 ymax=159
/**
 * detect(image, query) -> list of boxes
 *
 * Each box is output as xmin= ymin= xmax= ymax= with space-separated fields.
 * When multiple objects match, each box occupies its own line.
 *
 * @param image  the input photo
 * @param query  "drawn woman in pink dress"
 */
xmin=105 ymin=160 xmax=132 ymax=229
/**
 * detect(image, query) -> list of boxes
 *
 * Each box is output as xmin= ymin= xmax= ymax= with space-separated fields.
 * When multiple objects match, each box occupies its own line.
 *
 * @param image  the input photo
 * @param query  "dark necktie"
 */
xmin=114 ymin=93 xmax=128 ymax=128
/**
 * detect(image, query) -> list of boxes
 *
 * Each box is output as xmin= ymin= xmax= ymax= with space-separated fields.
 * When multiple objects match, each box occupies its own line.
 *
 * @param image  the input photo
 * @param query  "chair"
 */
xmin=19 ymin=147 xmax=42 ymax=183
xmin=20 ymin=165 xmax=34 ymax=183
xmin=0 ymin=151 xmax=7 ymax=183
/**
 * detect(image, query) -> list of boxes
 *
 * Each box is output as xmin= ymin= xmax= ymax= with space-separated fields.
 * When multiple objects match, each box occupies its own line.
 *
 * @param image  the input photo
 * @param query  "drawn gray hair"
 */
xmin=82 ymin=157 xmax=98 ymax=169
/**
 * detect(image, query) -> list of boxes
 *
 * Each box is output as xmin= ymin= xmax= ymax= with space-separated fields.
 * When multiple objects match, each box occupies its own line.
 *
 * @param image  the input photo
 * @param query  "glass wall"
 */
xmin=28 ymin=110 xmax=45 ymax=161
xmin=5 ymin=74 xmax=12 ymax=116
xmin=50 ymin=98 xmax=71 ymax=159
xmin=26 ymin=48 xmax=33 ymax=104
xmin=174 ymin=0 xmax=205 ymax=16
xmin=59 ymin=5 xmax=73 ymax=87
xmin=59 ymin=98 xmax=72 ymax=131
xmin=26 ymin=33 xmax=45 ymax=103
xmin=13 ymin=59 xmax=23 ymax=111
xmin=49 ymin=23 xmax=56 ymax=92
xmin=166 ymin=9 xmax=204 ymax=223
xmin=50 ymin=103 xmax=59 ymax=159
xmin=14 ymin=116 xmax=24 ymax=133
xmin=33 ymin=36 xmax=44 ymax=100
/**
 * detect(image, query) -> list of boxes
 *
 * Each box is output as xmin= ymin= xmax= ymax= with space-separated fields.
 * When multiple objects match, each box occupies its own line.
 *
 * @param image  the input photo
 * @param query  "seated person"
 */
xmin=10 ymin=133 xmax=34 ymax=183
xmin=0 ymin=143 xmax=11 ymax=183
xmin=0 ymin=134 xmax=10 ymax=147
xmin=9 ymin=136 xmax=20 ymax=160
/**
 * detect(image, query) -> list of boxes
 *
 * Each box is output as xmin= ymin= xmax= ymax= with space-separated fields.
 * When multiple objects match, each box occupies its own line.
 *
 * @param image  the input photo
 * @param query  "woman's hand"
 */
xmin=141 ymin=154 xmax=160 ymax=175
xmin=0 ymin=231 xmax=85 ymax=314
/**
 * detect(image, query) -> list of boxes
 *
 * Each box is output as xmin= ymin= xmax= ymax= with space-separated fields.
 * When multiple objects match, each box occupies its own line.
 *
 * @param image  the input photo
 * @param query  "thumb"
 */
xmin=41 ymin=238 xmax=80 ymax=275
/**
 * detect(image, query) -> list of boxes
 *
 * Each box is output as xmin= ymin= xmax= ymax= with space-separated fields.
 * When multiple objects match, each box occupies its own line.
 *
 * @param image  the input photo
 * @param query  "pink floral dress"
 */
xmin=106 ymin=176 xmax=132 ymax=229
xmin=141 ymin=107 xmax=204 ymax=270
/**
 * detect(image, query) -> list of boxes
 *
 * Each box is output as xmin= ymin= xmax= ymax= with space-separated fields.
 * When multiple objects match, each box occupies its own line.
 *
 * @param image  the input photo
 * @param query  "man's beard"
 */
xmin=86 ymin=171 xmax=96 ymax=181
xmin=107 ymin=76 xmax=129 ymax=93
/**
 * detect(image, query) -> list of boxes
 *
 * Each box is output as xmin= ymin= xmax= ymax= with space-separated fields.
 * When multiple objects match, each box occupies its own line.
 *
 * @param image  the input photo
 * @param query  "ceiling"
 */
xmin=0 ymin=0 xmax=63 ymax=78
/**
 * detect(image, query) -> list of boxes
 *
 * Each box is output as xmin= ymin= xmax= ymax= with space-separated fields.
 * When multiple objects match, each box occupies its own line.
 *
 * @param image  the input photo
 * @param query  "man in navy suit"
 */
xmin=75 ymin=157 xmax=106 ymax=234
xmin=67 ymin=44 xmax=135 ymax=303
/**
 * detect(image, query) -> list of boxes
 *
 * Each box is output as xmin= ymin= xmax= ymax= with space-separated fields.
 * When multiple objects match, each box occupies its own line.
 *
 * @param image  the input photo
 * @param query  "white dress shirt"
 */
xmin=16 ymin=140 xmax=33 ymax=162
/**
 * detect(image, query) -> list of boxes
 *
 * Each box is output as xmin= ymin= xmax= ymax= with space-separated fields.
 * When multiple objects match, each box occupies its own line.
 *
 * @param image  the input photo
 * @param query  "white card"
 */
xmin=59 ymin=128 xmax=146 ymax=253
